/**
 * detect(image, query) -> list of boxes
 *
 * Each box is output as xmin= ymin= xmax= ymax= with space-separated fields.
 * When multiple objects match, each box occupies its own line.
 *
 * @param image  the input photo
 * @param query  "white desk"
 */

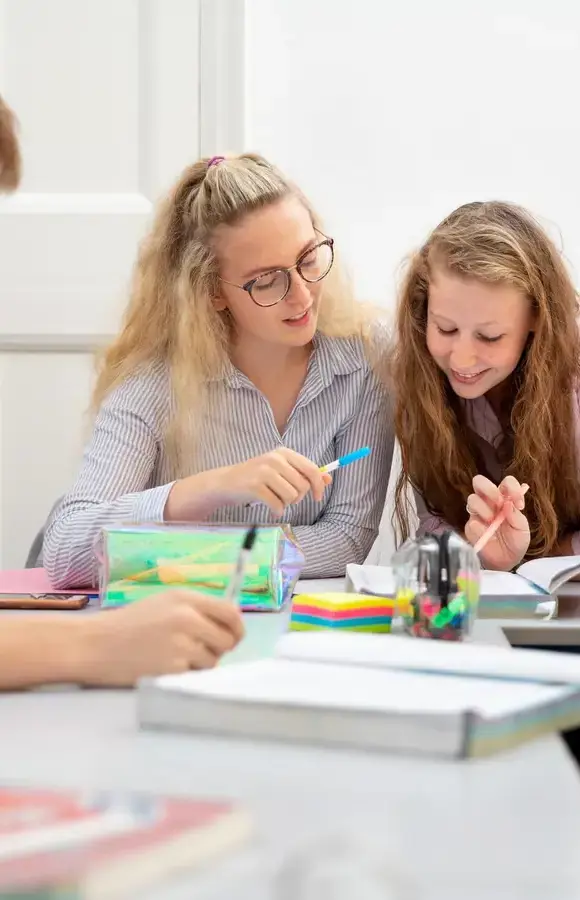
xmin=2 ymin=584 xmax=580 ymax=898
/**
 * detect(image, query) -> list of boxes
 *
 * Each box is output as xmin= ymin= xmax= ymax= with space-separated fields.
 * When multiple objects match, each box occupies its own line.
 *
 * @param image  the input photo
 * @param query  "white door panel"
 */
xmin=0 ymin=199 xmax=150 ymax=335
xmin=0 ymin=0 xmax=204 ymax=567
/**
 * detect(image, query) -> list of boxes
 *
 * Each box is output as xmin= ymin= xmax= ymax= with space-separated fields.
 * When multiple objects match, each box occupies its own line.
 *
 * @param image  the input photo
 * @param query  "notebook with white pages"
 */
xmin=294 ymin=578 xmax=346 ymax=595
xmin=275 ymin=631 xmax=580 ymax=685
xmin=345 ymin=556 xmax=580 ymax=618
xmin=137 ymin=632 xmax=580 ymax=760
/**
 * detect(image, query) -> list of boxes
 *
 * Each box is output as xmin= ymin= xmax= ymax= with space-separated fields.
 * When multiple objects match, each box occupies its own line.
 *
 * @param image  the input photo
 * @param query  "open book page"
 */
xmin=480 ymin=571 xmax=543 ymax=596
xmin=275 ymin=630 xmax=580 ymax=686
xmin=346 ymin=565 xmax=395 ymax=595
xmin=346 ymin=564 xmax=542 ymax=598
xmin=151 ymin=658 xmax=566 ymax=720
xmin=517 ymin=556 xmax=580 ymax=594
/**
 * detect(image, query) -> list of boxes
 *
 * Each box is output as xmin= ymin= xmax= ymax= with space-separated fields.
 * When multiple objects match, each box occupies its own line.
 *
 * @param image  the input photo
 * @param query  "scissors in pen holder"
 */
xmin=392 ymin=530 xmax=480 ymax=640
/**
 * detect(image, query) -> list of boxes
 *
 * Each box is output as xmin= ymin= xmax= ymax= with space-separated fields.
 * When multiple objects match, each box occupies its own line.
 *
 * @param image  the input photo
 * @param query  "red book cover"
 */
xmin=0 ymin=787 xmax=252 ymax=897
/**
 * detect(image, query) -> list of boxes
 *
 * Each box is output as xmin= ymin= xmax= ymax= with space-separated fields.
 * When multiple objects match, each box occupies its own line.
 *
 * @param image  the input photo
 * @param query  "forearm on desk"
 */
xmin=0 ymin=617 xmax=96 ymax=690
xmin=42 ymin=364 xmax=185 ymax=589
xmin=43 ymin=467 xmax=250 ymax=589
xmin=43 ymin=483 xmax=174 ymax=590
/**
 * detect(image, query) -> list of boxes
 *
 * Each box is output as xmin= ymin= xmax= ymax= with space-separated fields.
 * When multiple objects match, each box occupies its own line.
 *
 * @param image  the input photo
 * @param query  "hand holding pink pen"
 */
xmin=464 ymin=475 xmax=530 ymax=571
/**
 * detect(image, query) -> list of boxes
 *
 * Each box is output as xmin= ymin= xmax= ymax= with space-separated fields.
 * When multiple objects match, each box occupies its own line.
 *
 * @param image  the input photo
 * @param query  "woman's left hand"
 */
xmin=465 ymin=474 xmax=530 ymax=571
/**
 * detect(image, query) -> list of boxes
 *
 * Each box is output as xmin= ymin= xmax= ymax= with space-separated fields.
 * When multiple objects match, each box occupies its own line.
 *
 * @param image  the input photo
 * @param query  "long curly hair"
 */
xmin=391 ymin=200 xmax=580 ymax=557
xmin=0 ymin=94 xmax=21 ymax=192
xmin=93 ymin=153 xmax=376 ymax=476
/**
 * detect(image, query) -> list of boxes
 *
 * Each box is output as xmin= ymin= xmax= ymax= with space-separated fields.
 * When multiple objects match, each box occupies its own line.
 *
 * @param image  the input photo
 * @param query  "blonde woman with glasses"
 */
xmin=43 ymin=154 xmax=393 ymax=588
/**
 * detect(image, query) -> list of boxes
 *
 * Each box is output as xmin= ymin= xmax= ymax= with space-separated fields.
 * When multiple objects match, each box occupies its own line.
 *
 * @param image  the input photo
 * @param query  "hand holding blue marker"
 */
xmin=247 ymin=446 xmax=371 ymax=509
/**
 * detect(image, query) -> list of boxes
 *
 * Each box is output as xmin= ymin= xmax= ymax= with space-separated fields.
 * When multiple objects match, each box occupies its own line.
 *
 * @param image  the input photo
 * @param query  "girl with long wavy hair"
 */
xmin=391 ymin=200 xmax=580 ymax=571
xmin=43 ymin=154 xmax=392 ymax=588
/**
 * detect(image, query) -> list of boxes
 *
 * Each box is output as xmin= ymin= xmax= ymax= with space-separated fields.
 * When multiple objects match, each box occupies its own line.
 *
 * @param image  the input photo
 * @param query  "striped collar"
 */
xmin=221 ymin=332 xmax=365 ymax=391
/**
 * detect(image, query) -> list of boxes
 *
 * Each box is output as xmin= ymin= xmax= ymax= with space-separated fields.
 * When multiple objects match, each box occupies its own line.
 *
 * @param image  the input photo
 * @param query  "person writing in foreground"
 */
xmin=42 ymin=153 xmax=392 ymax=589
xmin=0 ymin=94 xmax=244 ymax=689
xmin=389 ymin=200 xmax=580 ymax=571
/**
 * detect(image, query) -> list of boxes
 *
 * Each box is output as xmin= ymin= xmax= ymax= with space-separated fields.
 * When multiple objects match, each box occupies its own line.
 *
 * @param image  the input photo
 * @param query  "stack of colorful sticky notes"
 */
xmin=290 ymin=593 xmax=394 ymax=633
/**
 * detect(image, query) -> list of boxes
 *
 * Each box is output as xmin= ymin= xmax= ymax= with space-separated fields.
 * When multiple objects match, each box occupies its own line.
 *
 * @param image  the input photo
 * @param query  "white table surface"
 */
xmin=2 ymin=580 xmax=580 ymax=899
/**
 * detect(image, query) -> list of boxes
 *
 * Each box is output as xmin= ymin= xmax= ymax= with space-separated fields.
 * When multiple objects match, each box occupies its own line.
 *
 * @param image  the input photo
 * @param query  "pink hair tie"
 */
xmin=207 ymin=155 xmax=225 ymax=168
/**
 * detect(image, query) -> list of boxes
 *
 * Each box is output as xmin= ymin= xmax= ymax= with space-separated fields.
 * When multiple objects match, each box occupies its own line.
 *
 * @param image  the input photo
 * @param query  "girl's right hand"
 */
xmin=165 ymin=448 xmax=331 ymax=520
xmin=464 ymin=474 xmax=530 ymax=571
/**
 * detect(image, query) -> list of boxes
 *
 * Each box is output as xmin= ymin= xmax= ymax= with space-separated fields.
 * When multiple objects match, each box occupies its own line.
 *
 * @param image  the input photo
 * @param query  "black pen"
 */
xmin=223 ymin=526 xmax=258 ymax=604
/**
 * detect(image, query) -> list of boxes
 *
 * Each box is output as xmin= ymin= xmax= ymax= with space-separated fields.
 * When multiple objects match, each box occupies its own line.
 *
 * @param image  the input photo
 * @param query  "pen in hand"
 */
xmin=247 ymin=446 xmax=372 ymax=509
xmin=223 ymin=525 xmax=258 ymax=604
xmin=473 ymin=484 xmax=529 ymax=555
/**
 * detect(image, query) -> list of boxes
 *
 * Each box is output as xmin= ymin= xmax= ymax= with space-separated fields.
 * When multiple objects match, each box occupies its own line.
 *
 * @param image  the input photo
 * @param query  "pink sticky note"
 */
xmin=0 ymin=568 xmax=94 ymax=596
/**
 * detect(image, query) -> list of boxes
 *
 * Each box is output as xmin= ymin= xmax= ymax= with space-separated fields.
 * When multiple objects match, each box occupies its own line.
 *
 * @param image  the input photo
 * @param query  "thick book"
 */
xmin=137 ymin=632 xmax=580 ymax=760
xmin=0 ymin=786 xmax=252 ymax=897
xmin=346 ymin=556 xmax=580 ymax=618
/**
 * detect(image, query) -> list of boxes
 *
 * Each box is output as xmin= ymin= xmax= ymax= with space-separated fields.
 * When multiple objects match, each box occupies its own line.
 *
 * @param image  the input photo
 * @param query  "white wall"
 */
xmin=246 ymin=0 xmax=580 ymax=309
xmin=246 ymin=0 xmax=580 ymax=561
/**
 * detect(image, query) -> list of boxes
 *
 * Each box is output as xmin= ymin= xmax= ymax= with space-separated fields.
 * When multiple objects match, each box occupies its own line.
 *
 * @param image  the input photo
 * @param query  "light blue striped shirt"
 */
xmin=43 ymin=334 xmax=393 ymax=588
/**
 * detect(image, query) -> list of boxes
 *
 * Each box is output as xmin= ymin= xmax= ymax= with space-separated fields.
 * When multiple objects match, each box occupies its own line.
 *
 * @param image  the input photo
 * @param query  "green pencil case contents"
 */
xmin=95 ymin=523 xmax=305 ymax=611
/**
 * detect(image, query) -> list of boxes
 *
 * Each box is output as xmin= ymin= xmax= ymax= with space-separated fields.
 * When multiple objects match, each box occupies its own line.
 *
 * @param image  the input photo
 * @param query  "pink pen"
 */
xmin=473 ymin=483 xmax=529 ymax=555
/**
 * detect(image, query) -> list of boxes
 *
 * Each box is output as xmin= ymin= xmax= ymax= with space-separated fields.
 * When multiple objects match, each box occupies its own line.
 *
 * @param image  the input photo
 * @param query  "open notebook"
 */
xmin=346 ymin=556 xmax=580 ymax=618
xmin=137 ymin=632 xmax=580 ymax=759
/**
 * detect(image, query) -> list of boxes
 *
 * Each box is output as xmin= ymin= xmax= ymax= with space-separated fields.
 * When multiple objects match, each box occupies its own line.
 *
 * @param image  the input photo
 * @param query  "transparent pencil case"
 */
xmin=94 ymin=522 xmax=305 ymax=611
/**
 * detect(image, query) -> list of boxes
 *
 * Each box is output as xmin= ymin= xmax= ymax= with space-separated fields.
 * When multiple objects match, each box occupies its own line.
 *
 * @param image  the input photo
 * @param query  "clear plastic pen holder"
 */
xmin=392 ymin=531 xmax=480 ymax=640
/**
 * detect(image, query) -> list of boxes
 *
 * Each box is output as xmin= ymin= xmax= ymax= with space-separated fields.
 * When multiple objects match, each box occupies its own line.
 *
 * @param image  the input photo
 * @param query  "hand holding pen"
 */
xmin=465 ymin=474 xmax=530 ymax=571
xmin=165 ymin=446 xmax=371 ymax=520
xmin=242 ymin=446 xmax=371 ymax=515
xmin=166 ymin=447 xmax=330 ymax=520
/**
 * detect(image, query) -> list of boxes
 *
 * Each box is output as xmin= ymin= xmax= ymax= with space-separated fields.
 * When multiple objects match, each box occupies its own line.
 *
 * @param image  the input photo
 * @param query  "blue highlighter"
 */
xmin=319 ymin=446 xmax=371 ymax=474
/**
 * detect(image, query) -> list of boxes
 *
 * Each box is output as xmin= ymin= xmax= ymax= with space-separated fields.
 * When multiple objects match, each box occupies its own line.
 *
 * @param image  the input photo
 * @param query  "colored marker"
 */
xmin=320 ymin=446 xmax=371 ymax=474
xmin=473 ymin=483 xmax=529 ymax=555
xmin=223 ymin=525 xmax=258 ymax=604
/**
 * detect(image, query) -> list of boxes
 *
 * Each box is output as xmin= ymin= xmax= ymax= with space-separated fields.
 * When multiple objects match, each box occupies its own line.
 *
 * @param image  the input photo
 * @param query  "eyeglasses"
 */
xmin=221 ymin=234 xmax=335 ymax=308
